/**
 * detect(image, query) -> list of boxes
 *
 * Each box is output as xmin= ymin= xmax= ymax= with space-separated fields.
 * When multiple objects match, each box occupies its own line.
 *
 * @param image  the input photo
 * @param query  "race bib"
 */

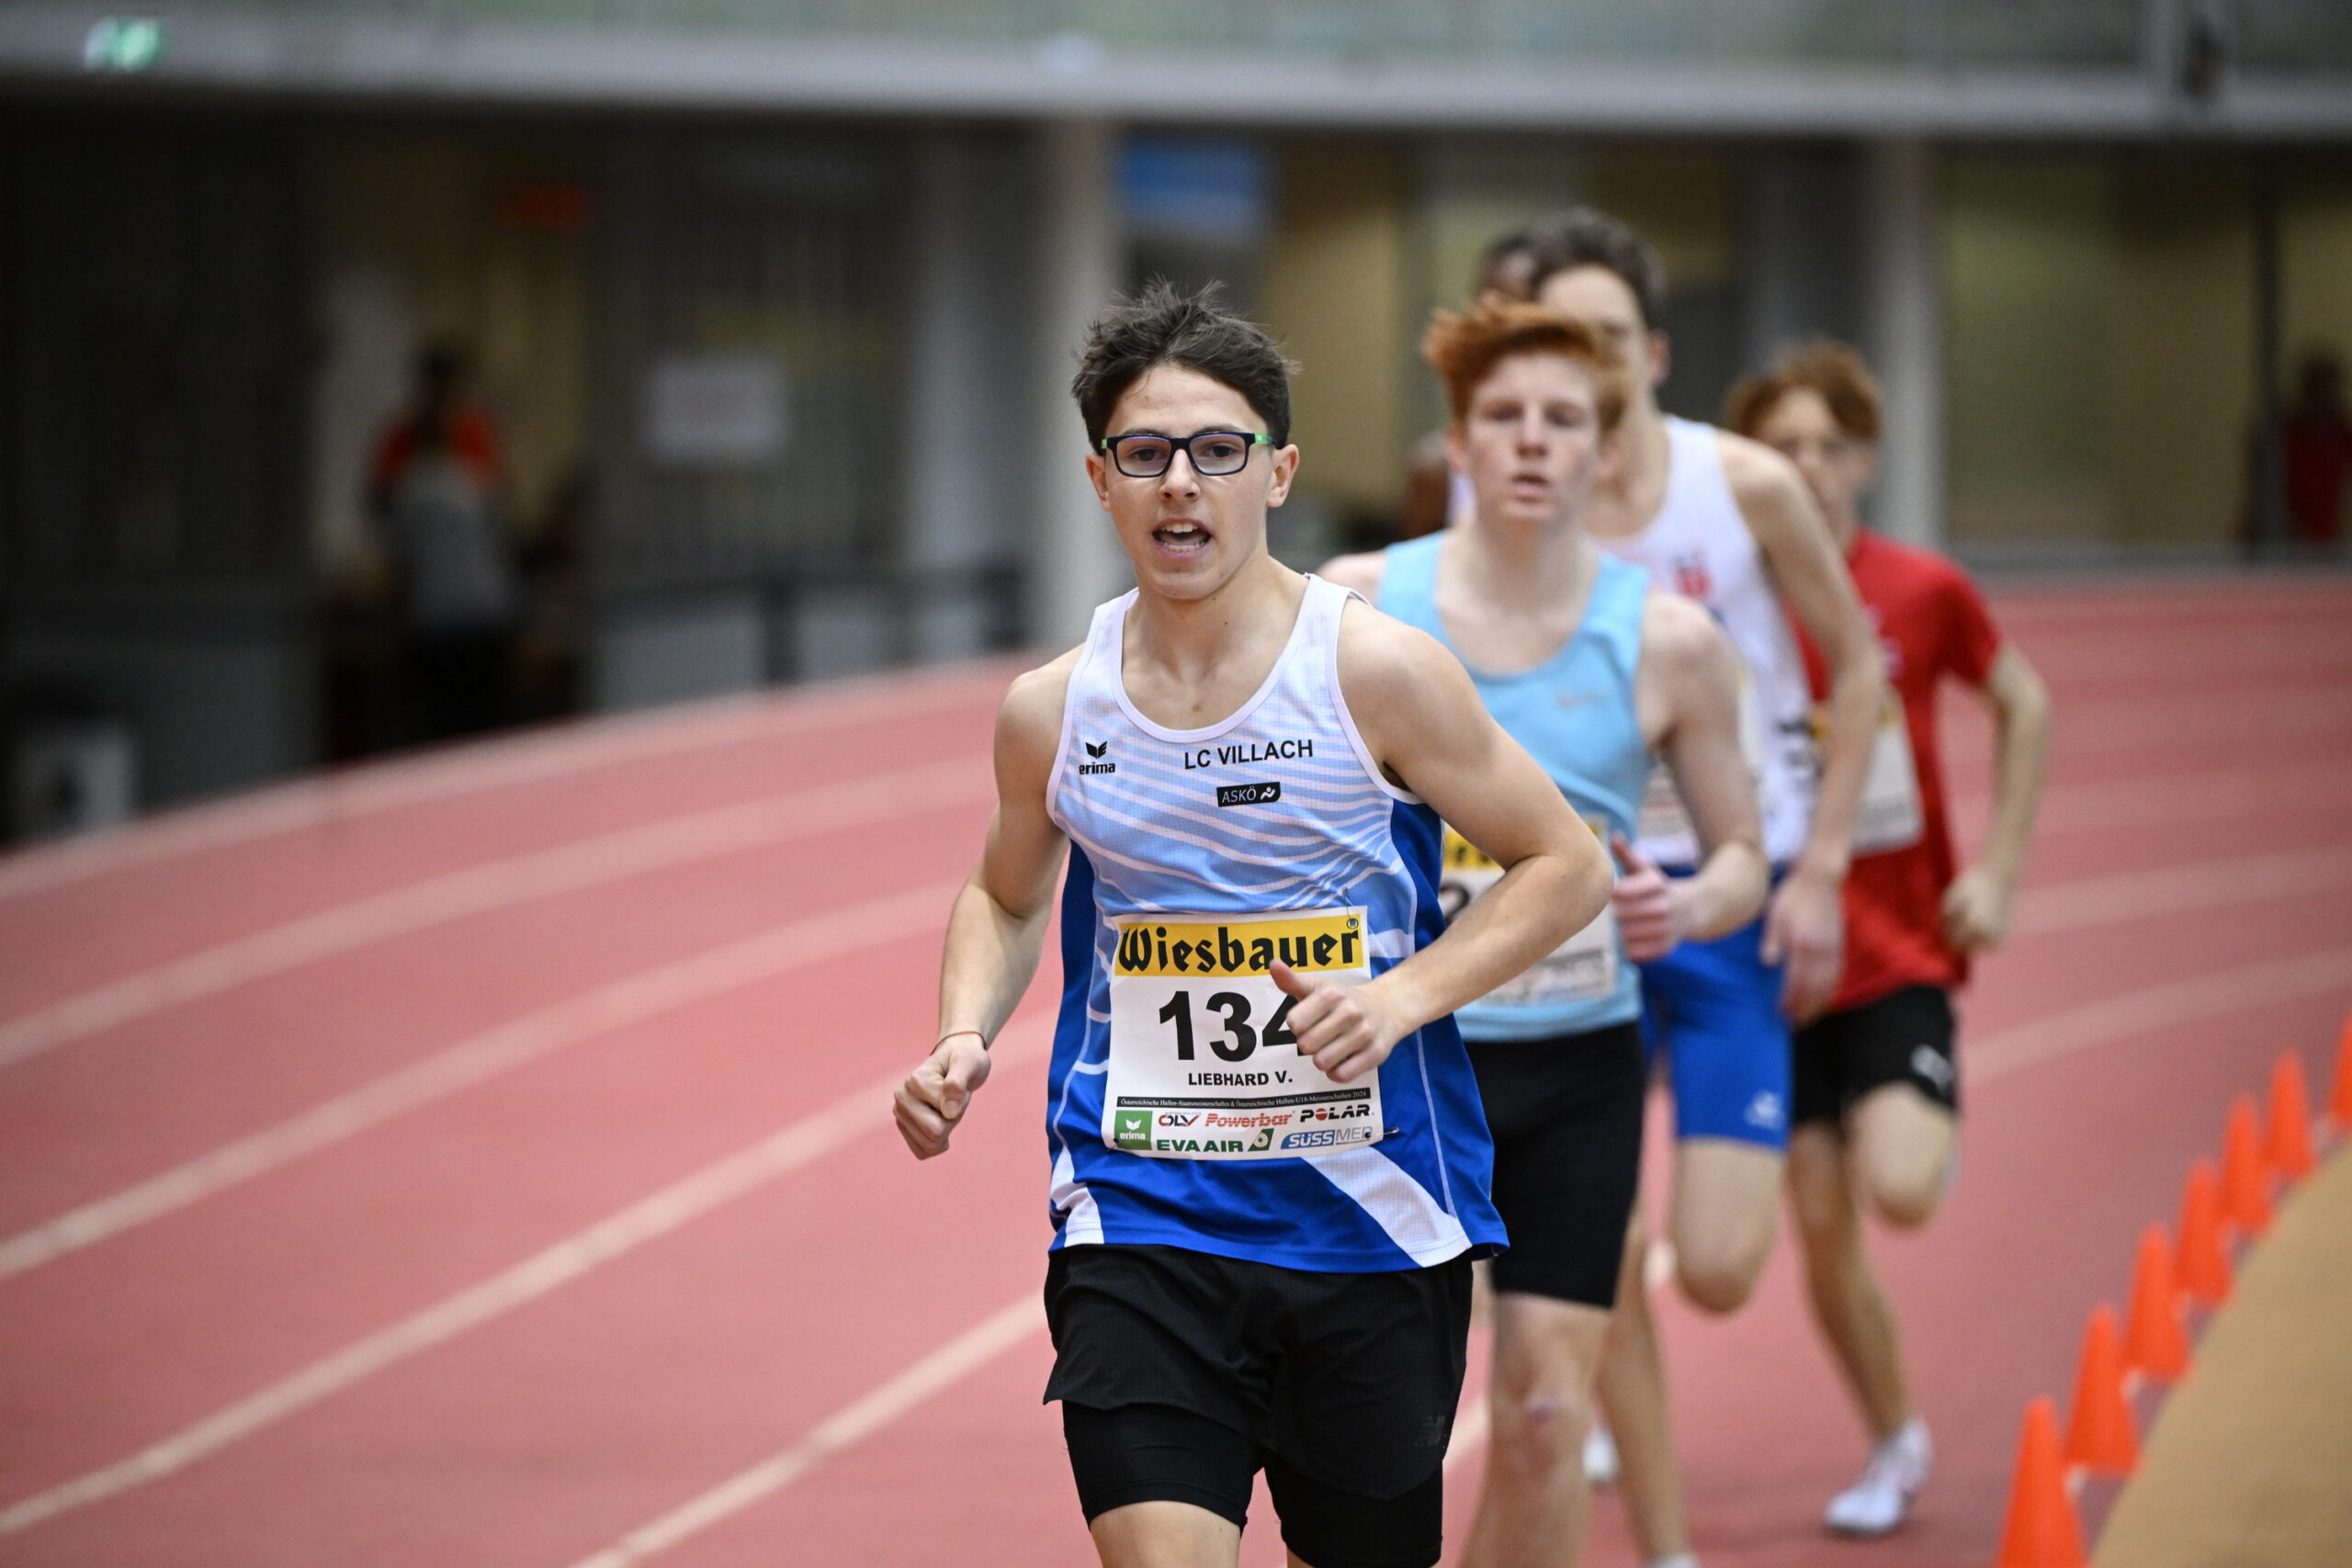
xmin=1103 ymin=908 xmax=1382 ymax=1160
xmin=1813 ymin=699 xmax=1922 ymax=856
xmin=1440 ymin=819 xmax=1619 ymax=1008
xmin=1637 ymin=661 xmax=1770 ymax=861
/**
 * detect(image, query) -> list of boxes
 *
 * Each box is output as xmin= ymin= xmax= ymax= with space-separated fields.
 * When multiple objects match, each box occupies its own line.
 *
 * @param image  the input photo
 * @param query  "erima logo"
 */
xmin=1911 ymin=1045 xmax=1955 ymax=1093
xmin=1078 ymin=739 xmax=1116 ymax=776
xmin=1112 ymin=1109 xmax=1150 ymax=1148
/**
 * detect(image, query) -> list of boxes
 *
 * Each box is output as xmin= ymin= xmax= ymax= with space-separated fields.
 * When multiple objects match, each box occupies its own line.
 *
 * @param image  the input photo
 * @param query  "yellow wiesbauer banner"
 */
xmin=1112 ymin=910 xmax=1363 ymax=978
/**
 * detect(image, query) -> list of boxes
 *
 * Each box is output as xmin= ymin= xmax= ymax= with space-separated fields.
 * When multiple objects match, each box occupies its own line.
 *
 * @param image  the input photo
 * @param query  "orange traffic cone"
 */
xmin=2220 ymin=1094 xmax=2274 ymax=1236
xmin=1996 ymin=1396 xmax=2088 ymax=1568
xmin=2064 ymin=1305 xmax=2140 ymax=1476
xmin=2121 ymin=1224 xmax=2191 ymax=1382
xmin=2176 ymin=1159 xmax=2233 ymax=1307
xmin=2331 ymin=1011 xmax=2352 ymax=1134
xmin=2269 ymin=1051 xmax=2316 ymax=1185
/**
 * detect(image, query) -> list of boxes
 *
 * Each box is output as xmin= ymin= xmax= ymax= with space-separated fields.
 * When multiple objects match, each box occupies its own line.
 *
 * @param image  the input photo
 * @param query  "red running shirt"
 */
xmin=1796 ymin=530 xmax=2004 ymax=1011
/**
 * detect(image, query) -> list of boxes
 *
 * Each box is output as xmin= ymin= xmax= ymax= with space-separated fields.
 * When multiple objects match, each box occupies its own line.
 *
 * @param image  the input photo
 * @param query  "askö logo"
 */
xmin=1216 ymin=782 xmax=1281 ymax=807
xmin=1079 ymin=739 xmax=1116 ymax=776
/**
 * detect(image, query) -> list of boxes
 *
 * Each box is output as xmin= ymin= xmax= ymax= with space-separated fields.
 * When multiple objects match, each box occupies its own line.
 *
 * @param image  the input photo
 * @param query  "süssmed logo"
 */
xmin=1078 ymin=739 xmax=1116 ymax=776
xmin=1114 ymin=911 xmax=1363 ymax=977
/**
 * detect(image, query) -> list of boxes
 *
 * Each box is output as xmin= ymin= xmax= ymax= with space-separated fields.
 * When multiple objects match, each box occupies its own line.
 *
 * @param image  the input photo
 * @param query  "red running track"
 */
xmin=1 ymin=577 xmax=2348 ymax=1567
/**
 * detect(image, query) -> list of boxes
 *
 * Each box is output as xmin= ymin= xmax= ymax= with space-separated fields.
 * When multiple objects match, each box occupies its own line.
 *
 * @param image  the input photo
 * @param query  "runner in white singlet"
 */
xmin=1506 ymin=209 xmax=1887 ymax=1568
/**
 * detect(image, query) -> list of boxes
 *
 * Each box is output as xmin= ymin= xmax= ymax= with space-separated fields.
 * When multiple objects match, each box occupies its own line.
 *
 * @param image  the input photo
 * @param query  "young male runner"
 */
xmin=1321 ymin=302 xmax=1769 ymax=1568
xmin=1728 ymin=342 xmax=2051 ymax=1535
xmin=1511 ymin=210 xmax=1885 ymax=1565
xmin=893 ymin=280 xmax=1613 ymax=1568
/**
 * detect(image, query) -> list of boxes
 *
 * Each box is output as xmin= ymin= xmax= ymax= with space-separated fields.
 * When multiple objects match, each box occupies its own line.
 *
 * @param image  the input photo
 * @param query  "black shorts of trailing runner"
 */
xmin=1465 ymin=1020 xmax=1646 ymax=1308
xmin=1063 ymin=1402 xmax=1446 ymax=1568
xmin=1043 ymin=1244 xmax=1471 ymax=1517
xmin=1792 ymin=983 xmax=1960 ymax=1128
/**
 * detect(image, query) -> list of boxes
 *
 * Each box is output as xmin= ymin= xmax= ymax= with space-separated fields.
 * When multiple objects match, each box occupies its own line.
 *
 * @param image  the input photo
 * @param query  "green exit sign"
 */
xmin=84 ymin=17 xmax=166 ymax=73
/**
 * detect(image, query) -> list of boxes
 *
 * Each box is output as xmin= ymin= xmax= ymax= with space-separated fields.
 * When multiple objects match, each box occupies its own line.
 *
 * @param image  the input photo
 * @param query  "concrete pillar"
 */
xmin=1864 ymin=139 xmax=1945 ymax=549
xmin=1028 ymin=119 xmax=1127 ymax=651
xmin=904 ymin=131 xmax=1004 ymax=660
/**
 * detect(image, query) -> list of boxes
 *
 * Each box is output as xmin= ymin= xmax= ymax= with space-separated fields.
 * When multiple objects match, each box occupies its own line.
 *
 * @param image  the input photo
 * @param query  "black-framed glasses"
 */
xmin=1097 ymin=430 xmax=1272 ymax=479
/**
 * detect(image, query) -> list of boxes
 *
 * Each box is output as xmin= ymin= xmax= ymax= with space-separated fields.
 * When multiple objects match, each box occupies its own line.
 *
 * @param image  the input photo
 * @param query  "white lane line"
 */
xmin=0 ymin=666 xmax=1012 ymax=904
xmin=13 ymin=834 xmax=2337 ymax=1287
xmin=1429 ymin=946 xmax=2352 ymax=1490
xmin=0 ymin=1018 xmax=1050 ymax=1537
xmin=2050 ymin=687 xmax=2352 ymax=757
xmin=564 ymin=1295 xmax=1047 ymax=1568
xmin=1970 ymin=945 xmax=2352 ymax=1086
xmin=0 ymin=882 xmax=963 ymax=1281
xmin=2010 ymin=844 xmax=2352 ymax=937
xmin=0 ymin=756 xmax=989 ymax=1071
xmin=1946 ymin=757 xmax=2352 ymax=837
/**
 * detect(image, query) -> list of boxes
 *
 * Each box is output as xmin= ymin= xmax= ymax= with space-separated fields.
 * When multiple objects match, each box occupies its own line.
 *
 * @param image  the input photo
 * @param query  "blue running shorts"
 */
xmin=1636 ymin=912 xmax=1792 ymax=1150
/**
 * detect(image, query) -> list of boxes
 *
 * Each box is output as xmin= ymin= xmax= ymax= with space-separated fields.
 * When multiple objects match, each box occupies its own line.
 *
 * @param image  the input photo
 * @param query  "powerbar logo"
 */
xmin=1113 ymin=911 xmax=1363 ymax=976
xmin=1216 ymin=782 xmax=1281 ymax=807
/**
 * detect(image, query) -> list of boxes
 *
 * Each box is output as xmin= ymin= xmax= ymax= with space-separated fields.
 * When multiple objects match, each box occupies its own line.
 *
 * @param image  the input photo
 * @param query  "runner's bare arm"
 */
xmin=894 ymin=656 xmax=1074 ymax=1158
xmin=1286 ymin=599 xmax=1610 ymax=1083
xmin=1946 ymin=644 xmax=2052 ymax=954
xmin=1722 ymin=434 xmax=1885 ymax=1019
xmin=1627 ymin=591 xmax=1769 ymax=958
xmin=1315 ymin=550 xmax=1388 ymax=601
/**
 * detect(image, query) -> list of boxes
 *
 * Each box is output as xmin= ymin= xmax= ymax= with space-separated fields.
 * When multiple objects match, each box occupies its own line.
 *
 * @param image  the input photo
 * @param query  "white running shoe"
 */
xmin=1824 ymin=1418 xmax=1931 ymax=1536
xmin=1583 ymin=1419 xmax=1621 ymax=1486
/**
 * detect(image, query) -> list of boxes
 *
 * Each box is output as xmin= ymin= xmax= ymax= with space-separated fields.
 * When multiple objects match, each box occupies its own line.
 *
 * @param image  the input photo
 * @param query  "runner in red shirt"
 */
xmin=1727 ymin=343 xmax=2053 ymax=1538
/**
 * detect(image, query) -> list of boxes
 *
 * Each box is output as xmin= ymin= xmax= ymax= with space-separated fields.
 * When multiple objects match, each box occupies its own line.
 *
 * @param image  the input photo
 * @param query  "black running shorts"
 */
xmin=1043 ymin=1243 xmax=1472 ymax=1567
xmin=1465 ymin=1020 xmax=1646 ymax=1308
xmin=1792 ymin=983 xmax=1960 ymax=1128
xmin=1062 ymin=1402 xmax=1446 ymax=1568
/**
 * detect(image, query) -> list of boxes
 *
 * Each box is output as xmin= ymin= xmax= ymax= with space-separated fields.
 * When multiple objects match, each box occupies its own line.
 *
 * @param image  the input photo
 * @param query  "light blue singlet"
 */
xmin=1377 ymin=535 xmax=1653 ymax=1041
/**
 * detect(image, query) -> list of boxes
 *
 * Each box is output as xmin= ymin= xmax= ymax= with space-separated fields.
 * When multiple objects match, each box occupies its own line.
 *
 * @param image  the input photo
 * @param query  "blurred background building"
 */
xmin=2 ymin=0 xmax=2348 ymax=830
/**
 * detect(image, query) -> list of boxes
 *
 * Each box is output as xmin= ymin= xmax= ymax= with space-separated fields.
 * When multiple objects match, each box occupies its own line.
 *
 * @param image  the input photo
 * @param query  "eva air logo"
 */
xmin=1079 ymin=739 xmax=1116 ymax=777
xmin=1113 ymin=1110 xmax=1151 ymax=1148
xmin=1248 ymin=1127 xmax=1274 ymax=1152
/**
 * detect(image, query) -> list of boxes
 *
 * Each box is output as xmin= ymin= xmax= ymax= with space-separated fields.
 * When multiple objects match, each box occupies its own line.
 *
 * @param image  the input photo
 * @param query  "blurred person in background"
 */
xmin=368 ymin=342 xmax=520 ymax=743
xmin=2282 ymin=349 xmax=2350 ymax=552
xmin=1510 ymin=209 xmax=1884 ymax=1568
xmin=1325 ymin=301 xmax=1769 ymax=1568
xmin=1727 ymin=342 xmax=2052 ymax=1536
xmin=1402 ymin=229 xmax=1553 ymax=538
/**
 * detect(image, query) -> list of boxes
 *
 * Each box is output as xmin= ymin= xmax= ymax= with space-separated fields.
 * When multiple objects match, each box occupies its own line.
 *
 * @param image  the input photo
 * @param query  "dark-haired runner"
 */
xmin=895 ymin=280 xmax=1611 ymax=1568
xmin=1510 ymin=209 xmax=1886 ymax=1568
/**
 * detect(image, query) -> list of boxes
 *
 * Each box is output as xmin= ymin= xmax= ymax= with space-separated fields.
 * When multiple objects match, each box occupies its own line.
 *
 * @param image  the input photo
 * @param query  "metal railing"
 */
xmin=124 ymin=0 xmax=2170 ymax=68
